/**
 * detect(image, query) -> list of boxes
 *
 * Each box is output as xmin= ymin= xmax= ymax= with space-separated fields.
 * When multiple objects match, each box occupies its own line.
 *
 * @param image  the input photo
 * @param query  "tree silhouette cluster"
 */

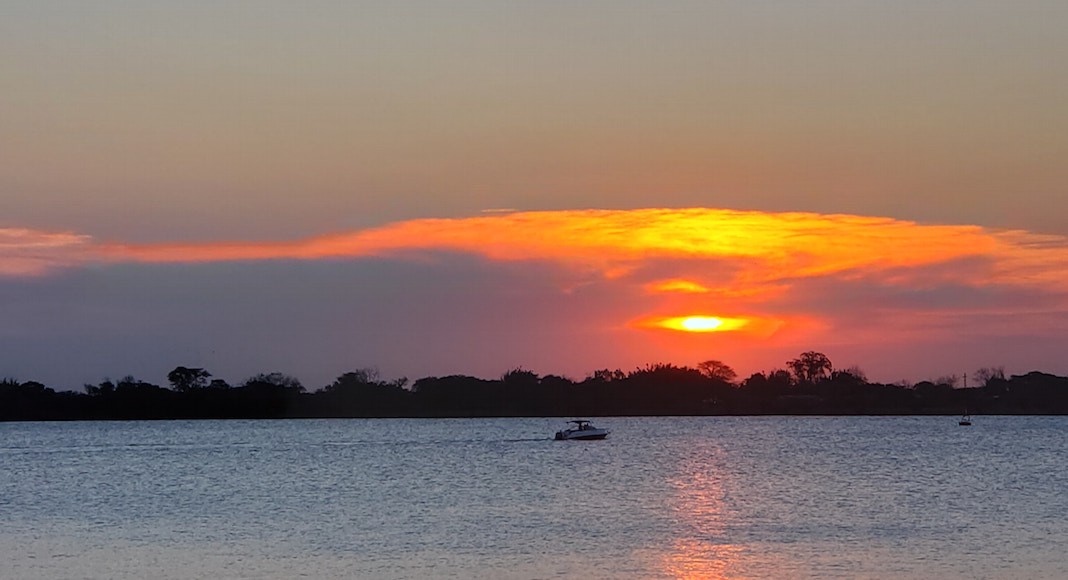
xmin=2 ymin=354 xmax=1068 ymax=421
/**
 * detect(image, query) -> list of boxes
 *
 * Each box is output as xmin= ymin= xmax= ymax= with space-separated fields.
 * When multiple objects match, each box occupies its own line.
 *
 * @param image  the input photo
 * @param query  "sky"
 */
xmin=3 ymin=1 xmax=1068 ymax=390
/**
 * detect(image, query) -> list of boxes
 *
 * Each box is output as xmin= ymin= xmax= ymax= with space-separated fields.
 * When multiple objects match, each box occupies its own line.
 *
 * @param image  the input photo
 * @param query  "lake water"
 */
xmin=1 ymin=417 xmax=1066 ymax=579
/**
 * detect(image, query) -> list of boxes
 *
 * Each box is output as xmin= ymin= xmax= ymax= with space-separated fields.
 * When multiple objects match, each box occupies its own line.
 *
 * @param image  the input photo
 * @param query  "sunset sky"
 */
xmin=3 ymin=1 xmax=1068 ymax=389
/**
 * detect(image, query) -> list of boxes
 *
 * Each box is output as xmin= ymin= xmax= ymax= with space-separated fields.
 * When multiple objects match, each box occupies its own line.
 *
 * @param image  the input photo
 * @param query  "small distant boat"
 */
xmin=959 ymin=411 xmax=972 ymax=426
xmin=554 ymin=420 xmax=609 ymax=441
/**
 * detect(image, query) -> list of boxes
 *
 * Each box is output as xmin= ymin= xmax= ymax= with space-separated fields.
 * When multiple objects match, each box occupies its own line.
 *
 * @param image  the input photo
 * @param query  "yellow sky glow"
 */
xmin=4 ymin=208 xmax=1068 ymax=350
xmin=81 ymin=208 xmax=1068 ymax=297
xmin=93 ymin=208 xmax=997 ymax=270
xmin=658 ymin=316 xmax=748 ymax=333
xmin=647 ymin=279 xmax=711 ymax=294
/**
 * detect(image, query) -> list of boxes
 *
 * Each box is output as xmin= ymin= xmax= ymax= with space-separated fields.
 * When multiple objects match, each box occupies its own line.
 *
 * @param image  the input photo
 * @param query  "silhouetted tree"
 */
xmin=323 ymin=369 xmax=374 ymax=393
xmin=315 ymin=369 xmax=410 ymax=416
xmin=741 ymin=370 xmax=793 ymax=403
xmin=697 ymin=360 xmax=737 ymax=384
xmin=233 ymin=372 xmax=306 ymax=417
xmin=18 ymin=380 xmax=49 ymax=393
xmin=973 ymin=366 xmax=1006 ymax=387
xmin=831 ymin=366 xmax=867 ymax=383
xmin=501 ymin=368 xmax=539 ymax=387
xmin=168 ymin=366 xmax=212 ymax=392
xmin=84 ymin=379 xmax=115 ymax=396
xmin=588 ymin=368 xmax=626 ymax=382
xmin=933 ymin=374 xmax=960 ymax=388
xmin=241 ymin=372 xmax=304 ymax=392
xmin=207 ymin=379 xmax=231 ymax=389
xmin=0 ymin=379 xmax=66 ymax=421
xmin=913 ymin=380 xmax=955 ymax=408
xmin=619 ymin=363 xmax=715 ymax=414
xmin=769 ymin=369 xmax=793 ymax=384
xmin=788 ymin=351 xmax=833 ymax=383
xmin=411 ymin=375 xmax=502 ymax=416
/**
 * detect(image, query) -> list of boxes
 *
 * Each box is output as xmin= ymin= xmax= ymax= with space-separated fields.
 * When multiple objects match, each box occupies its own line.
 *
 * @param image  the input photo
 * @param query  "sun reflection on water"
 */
xmin=661 ymin=449 xmax=747 ymax=579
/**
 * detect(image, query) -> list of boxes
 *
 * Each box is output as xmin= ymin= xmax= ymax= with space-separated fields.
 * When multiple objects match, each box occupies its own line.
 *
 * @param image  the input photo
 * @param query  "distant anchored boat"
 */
xmin=959 ymin=411 xmax=972 ymax=426
xmin=554 ymin=420 xmax=609 ymax=441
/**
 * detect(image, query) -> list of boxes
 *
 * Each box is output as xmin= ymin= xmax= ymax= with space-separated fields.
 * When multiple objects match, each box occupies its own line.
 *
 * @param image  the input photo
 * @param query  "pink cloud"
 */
xmin=0 ymin=228 xmax=94 ymax=277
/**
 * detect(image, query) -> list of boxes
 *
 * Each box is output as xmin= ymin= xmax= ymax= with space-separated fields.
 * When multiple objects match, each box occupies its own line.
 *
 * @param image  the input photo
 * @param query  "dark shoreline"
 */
xmin=5 ymin=366 xmax=1067 ymax=422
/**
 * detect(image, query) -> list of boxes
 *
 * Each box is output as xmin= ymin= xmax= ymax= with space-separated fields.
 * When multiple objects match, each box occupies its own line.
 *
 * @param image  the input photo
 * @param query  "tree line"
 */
xmin=3 ymin=352 xmax=1068 ymax=421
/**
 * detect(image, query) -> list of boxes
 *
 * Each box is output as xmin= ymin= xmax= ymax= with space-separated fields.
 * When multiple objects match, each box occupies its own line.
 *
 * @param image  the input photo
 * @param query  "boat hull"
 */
xmin=554 ymin=428 xmax=609 ymax=440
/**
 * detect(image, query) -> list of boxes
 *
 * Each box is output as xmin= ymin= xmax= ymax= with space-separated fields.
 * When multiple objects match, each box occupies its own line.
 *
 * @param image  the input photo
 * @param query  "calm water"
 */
xmin=1 ymin=417 xmax=1067 ymax=579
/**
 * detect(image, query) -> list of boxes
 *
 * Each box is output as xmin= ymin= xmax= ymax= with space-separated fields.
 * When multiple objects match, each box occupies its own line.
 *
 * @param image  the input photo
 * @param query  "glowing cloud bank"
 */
xmin=5 ymin=208 xmax=1068 ymax=347
xmin=97 ymin=208 xmax=1003 ymax=276
xmin=8 ymin=207 xmax=1062 ymax=293
xmin=67 ymin=207 xmax=1060 ymax=287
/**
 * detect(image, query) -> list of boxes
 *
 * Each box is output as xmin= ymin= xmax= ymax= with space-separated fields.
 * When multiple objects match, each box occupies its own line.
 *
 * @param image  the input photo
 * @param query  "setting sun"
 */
xmin=682 ymin=317 xmax=724 ymax=331
xmin=655 ymin=315 xmax=750 ymax=333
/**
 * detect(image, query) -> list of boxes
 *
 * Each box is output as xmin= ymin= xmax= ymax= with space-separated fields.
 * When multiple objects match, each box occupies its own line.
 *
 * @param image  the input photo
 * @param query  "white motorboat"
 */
xmin=554 ymin=420 xmax=609 ymax=440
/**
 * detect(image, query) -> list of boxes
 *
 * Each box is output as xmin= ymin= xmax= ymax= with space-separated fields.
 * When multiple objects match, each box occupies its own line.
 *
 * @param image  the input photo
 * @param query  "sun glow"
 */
xmin=656 ymin=316 xmax=749 ymax=333
xmin=683 ymin=317 xmax=723 ymax=331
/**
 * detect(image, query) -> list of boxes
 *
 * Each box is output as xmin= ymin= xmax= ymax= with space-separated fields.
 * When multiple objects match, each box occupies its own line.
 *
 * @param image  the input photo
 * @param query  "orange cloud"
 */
xmin=9 ymin=208 xmax=1068 ymax=300
xmin=647 ymin=279 xmax=712 ymax=294
xmin=95 ymin=208 xmax=1012 ymax=275
xmin=8 ymin=208 xmax=1068 ymax=368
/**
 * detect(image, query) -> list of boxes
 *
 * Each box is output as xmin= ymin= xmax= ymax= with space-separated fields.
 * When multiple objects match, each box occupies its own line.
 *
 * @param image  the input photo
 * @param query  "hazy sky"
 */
xmin=3 ymin=1 xmax=1067 ymax=389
